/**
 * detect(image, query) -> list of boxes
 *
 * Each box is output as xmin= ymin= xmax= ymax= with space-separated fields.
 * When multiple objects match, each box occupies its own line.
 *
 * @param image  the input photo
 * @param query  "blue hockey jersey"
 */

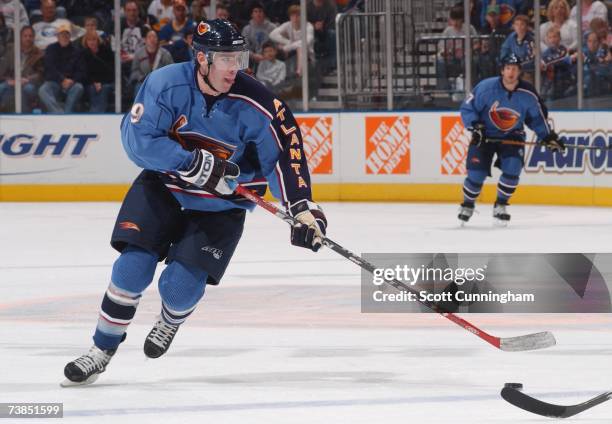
xmin=460 ymin=76 xmax=551 ymax=141
xmin=120 ymin=62 xmax=312 ymax=212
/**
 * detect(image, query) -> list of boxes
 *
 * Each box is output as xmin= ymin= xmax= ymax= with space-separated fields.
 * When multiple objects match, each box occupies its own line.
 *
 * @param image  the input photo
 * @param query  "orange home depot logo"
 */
xmin=297 ymin=116 xmax=333 ymax=174
xmin=365 ymin=116 xmax=410 ymax=174
xmin=441 ymin=116 xmax=471 ymax=175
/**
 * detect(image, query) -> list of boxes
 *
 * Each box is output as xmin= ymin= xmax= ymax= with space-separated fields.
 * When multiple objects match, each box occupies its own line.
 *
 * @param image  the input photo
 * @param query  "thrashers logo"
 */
xmin=169 ymin=115 xmax=235 ymax=159
xmin=440 ymin=116 xmax=470 ymax=175
xmin=489 ymin=101 xmax=520 ymax=132
xmin=119 ymin=221 xmax=140 ymax=232
xmin=365 ymin=116 xmax=410 ymax=174
xmin=297 ymin=116 xmax=333 ymax=174
xmin=197 ymin=22 xmax=210 ymax=35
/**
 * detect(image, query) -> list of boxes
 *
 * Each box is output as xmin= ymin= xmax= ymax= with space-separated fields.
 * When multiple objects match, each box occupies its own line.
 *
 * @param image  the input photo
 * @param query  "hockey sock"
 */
xmin=158 ymin=260 xmax=208 ymax=325
xmin=496 ymin=173 xmax=519 ymax=205
xmin=462 ymin=170 xmax=487 ymax=205
xmin=93 ymin=246 xmax=158 ymax=350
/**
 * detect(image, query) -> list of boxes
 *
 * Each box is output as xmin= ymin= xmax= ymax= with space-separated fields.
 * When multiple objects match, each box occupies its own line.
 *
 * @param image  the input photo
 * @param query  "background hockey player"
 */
xmin=63 ymin=19 xmax=327 ymax=386
xmin=458 ymin=53 xmax=565 ymax=226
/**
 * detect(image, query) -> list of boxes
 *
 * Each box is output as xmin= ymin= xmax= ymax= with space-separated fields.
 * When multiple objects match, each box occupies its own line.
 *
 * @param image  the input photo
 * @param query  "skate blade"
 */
xmin=493 ymin=218 xmax=509 ymax=227
xmin=60 ymin=374 xmax=99 ymax=387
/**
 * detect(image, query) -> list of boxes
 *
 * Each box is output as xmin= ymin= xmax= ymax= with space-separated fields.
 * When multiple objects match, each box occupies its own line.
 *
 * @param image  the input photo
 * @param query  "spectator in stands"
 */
xmin=539 ymin=0 xmax=577 ymax=52
xmin=38 ymin=23 xmax=85 ymax=113
xmin=148 ymin=0 xmax=174 ymax=30
xmin=476 ymin=6 xmax=510 ymax=80
xmin=482 ymin=5 xmax=507 ymax=36
xmin=163 ymin=21 xmax=195 ymax=62
xmin=190 ymin=0 xmax=207 ymax=22
xmin=307 ymin=0 xmax=337 ymax=73
xmin=129 ymin=29 xmax=173 ymax=95
xmin=589 ymin=17 xmax=612 ymax=49
xmin=33 ymin=0 xmax=84 ymax=50
xmin=242 ymin=3 xmax=277 ymax=68
xmin=541 ymin=25 xmax=573 ymax=99
xmin=80 ymin=31 xmax=114 ymax=112
xmin=0 ymin=0 xmax=29 ymax=31
xmin=480 ymin=0 xmax=526 ymax=30
xmin=468 ymin=0 xmax=483 ymax=33
xmin=270 ymin=5 xmax=315 ymax=77
xmin=229 ymin=0 xmax=255 ymax=30
xmin=0 ymin=13 xmax=13 ymax=111
xmin=578 ymin=31 xmax=611 ymax=96
xmin=119 ymin=0 xmax=148 ymax=73
xmin=158 ymin=0 xmax=193 ymax=45
xmin=28 ymin=0 xmax=67 ymax=25
xmin=75 ymin=16 xmax=108 ymax=49
xmin=65 ymin=0 xmax=112 ymax=33
xmin=256 ymin=41 xmax=286 ymax=92
xmin=570 ymin=0 xmax=608 ymax=32
xmin=437 ymin=5 xmax=478 ymax=90
xmin=215 ymin=3 xmax=231 ymax=20
xmin=264 ymin=0 xmax=296 ymax=24
xmin=500 ymin=15 xmax=535 ymax=82
xmin=0 ymin=25 xmax=44 ymax=112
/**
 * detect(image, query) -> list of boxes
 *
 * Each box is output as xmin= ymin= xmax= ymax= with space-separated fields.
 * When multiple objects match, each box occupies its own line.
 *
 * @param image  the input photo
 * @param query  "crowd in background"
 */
xmin=1 ymin=0 xmax=611 ymax=113
xmin=0 ymin=0 xmax=352 ymax=113
xmin=436 ymin=0 xmax=612 ymax=101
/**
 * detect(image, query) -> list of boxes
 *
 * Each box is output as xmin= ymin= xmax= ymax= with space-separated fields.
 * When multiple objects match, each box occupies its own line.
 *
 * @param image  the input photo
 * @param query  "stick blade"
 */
xmin=501 ymin=387 xmax=612 ymax=418
xmin=499 ymin=331 xmax=556 ymax=352
xmin=501 ymin=387 xmax=567 ymax=418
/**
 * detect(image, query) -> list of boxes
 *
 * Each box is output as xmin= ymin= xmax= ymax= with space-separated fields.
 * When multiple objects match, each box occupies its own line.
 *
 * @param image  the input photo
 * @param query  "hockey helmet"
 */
xmin=501 ymin=53 xmax=522 ymax=68
xmin=192 ymin=19 xmax=249 ymax=70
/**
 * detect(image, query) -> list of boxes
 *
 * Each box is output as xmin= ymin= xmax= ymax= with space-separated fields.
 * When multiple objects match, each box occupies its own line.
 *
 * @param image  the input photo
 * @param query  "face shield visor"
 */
xmin=208 ymin=50 xmax=250 ymax=71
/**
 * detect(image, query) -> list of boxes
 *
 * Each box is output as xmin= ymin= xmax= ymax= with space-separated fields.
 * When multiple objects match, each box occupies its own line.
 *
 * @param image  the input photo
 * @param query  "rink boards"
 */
xmin=1 ymin=111 xmax=612 ymax=205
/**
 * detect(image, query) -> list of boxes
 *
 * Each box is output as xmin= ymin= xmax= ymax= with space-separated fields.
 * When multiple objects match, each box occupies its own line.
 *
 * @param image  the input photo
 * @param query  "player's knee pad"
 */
xmin=158 ymin=260 xmax=207 ymax=312
xmin=501 ymin=156 xmax=523 ymax=177
xmin=466 ymin=169 xmax=487 ymax=185
xmin=111 ymin=245 xmax=158 ymax=294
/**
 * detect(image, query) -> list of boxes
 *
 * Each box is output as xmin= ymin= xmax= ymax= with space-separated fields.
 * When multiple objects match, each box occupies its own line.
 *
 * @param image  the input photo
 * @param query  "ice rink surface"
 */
xmin=1 ymin=201 xmax=611 ymax=423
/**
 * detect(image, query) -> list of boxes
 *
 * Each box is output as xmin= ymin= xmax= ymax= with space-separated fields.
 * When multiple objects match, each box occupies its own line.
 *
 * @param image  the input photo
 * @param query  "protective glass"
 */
xmin=210 ymin=50 xmax=250 ymax=71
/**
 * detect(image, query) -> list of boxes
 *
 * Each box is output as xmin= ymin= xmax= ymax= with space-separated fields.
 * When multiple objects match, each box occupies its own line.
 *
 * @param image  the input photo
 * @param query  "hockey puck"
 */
xmin=504 ymin=383 xmax=524 ymax=390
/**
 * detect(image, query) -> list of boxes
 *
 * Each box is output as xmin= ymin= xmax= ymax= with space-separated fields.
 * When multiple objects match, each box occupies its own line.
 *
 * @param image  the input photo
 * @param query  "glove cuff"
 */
xmin=288 ymin=199 xmax=321 ymax=217
xmin=288 ymin=199 xmax=327 ymax=234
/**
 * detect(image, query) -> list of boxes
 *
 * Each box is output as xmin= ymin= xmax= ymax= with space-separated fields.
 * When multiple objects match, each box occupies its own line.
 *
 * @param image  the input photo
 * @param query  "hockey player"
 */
xmin=458 ymin=54 xmax=565 ymax=226
xmin=62 ymin=19 xmax=327 ymax=386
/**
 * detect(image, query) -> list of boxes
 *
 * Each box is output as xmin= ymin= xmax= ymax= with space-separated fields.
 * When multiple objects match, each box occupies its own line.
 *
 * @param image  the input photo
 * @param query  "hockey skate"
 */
xmin=62 ymin=343 xmax=119 ymax=387
xmin=144 ymin=318 xmax=179 ymax=358
xmin=493 ymin=202 xmax=511 ymax=227
xmin=457 ymin=202 xmax=475 ymax=226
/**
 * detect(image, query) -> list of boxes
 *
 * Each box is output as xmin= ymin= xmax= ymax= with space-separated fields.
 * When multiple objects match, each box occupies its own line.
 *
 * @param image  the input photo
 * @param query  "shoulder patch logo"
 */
xmin=130 ymin=103 xmax=144 ymax=123
xmin=119 ymin=221 xmax=141 ymax=232
xmin=197 ymin=22 xmax=210 ymax=35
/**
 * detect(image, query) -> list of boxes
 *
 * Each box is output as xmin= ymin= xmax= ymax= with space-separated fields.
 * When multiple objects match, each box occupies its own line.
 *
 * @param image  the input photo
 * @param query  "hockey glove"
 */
xmin=541 ymin=131 xmax=566 ymax=153
xmin=470 ymin=121 xmax=487 ymax=147
xmin=468 ymin=121 xmax=487 ymax=147
xmin=177 ymin=149 xmax=240 ymax=195
xmin=288 ymin=199 xmax=327 ymax=252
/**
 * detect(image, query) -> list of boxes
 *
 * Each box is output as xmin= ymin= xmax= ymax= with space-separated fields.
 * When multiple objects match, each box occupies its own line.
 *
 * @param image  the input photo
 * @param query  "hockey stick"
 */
xmin=501 ymin=386 xmax=612 ymax=418
xmin=487 ymin=138 xmax=610 ymax=151
xmin=235 ymin=185 xmax=556 ymax=352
